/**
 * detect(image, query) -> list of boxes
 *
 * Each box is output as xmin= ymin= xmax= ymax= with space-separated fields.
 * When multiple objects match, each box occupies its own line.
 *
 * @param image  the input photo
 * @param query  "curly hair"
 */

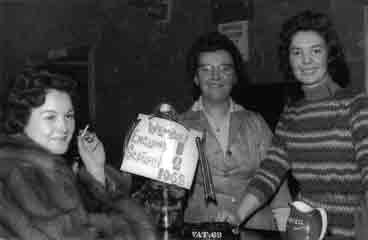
xmin=186 ymin=31 xmax=247 ymax=92
xmin=278 ymin=10 xmax=350 ymax=90
xmin=3 ymin=70 xmax=78 ymax=134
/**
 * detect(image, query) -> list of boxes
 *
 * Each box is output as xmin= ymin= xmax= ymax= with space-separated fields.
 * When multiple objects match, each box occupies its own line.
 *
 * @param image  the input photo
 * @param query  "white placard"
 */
xmin=121 ymin=114 xmax=202 ymax=189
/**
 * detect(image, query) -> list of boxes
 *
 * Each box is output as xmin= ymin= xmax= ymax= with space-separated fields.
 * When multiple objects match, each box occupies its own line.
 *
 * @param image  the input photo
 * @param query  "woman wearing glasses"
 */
xmin=181 ymin=31 xmax=291 ymax=232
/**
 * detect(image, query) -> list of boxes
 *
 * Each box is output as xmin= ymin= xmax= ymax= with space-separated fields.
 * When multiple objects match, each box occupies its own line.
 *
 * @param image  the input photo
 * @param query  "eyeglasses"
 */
xmin=197 ymin=64 xmax=235 ymax=77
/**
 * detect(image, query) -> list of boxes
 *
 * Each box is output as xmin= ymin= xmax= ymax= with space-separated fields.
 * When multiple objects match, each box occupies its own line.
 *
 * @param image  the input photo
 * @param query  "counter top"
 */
xmin=157 ymin=228 xmax=345 ymax=240
xmin=157 ymin=227 xmax=283 ymax=240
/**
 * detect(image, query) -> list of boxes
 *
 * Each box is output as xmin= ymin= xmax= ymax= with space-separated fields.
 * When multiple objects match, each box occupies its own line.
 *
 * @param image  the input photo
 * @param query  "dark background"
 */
xmin=0 ymin=0 xmax=365 ymax=171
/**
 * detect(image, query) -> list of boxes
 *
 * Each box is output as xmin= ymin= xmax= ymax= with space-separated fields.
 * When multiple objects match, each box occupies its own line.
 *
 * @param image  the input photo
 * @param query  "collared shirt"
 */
xmin=182 ymin=97 xmax=291 ymax=229
xmin=191 ymin=97 xmax=244 ymax=155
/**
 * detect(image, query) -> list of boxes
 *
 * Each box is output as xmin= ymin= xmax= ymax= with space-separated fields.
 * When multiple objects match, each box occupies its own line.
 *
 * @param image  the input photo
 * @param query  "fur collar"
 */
xmin=0 ymin=134 xmax=69 ymax=175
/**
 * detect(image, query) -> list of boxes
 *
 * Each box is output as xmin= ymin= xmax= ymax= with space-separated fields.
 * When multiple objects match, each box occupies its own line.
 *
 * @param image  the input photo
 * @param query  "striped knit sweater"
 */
xmin=247 ymin=85 xmax=368 ymax=239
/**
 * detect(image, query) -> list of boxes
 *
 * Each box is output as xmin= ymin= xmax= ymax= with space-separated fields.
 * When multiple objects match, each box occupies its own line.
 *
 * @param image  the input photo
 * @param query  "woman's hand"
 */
xmin=77 ymin=126 xmax=106 ymax=185
xmin=216 ymin=208 xmax=242 ymax=226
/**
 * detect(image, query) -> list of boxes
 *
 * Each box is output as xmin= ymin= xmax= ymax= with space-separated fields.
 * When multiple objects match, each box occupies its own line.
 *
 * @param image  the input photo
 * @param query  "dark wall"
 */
xmin=0 ymin=0 xmax=366 ymax=167
xmin=92 ymin=1 xmax=214 ymax=166
xmin=330 ymin=0 xmax=365 ymax=90
xmin=248 ymin=0 xmax=330 ymax=84
xmin=0 ymin=0 xmax=214 ymax=167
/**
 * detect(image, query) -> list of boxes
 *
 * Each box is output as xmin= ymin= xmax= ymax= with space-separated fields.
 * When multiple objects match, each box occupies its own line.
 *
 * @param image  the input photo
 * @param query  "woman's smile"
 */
xmin=206 ymin=81 xmax=226 ymax=88
xmin=300 ymin=67 xmax=319 ymax=75
xmin=24 ymin=90 xmax=75 ymax=154
xmin=289 ymin=31 xmax=329 ymax=87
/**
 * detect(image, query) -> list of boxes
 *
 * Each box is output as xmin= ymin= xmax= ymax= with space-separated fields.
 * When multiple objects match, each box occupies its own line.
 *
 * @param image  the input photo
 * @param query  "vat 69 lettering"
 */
xmin=192 ymin=231 xmax=222 ymax=239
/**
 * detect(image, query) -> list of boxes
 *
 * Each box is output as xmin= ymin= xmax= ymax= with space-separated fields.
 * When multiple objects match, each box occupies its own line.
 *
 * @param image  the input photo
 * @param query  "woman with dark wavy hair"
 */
xmin=0 ymin=70 xmax=157 ymax=240
xmin=218 ymin=10 xmax=368 ymax=240
xmin=279 ymin=10 xmax=350 ymax=101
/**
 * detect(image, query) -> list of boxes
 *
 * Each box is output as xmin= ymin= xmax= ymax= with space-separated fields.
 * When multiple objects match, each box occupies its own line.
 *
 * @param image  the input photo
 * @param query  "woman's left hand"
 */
xmin=216 ymin=208 xmax=241 ymax=225
xmin=77 ymin=128 xmax=106 ymax=184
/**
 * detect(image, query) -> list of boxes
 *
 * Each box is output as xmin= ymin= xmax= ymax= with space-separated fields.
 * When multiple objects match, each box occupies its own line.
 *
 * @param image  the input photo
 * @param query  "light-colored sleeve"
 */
xmin=254 ymin=112 xmax=273 ymax=162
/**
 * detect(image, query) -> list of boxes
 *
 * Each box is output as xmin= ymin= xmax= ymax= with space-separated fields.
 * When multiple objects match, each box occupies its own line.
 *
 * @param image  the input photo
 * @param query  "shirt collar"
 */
xmin=191 ymin=96 xmax=244 ymax=112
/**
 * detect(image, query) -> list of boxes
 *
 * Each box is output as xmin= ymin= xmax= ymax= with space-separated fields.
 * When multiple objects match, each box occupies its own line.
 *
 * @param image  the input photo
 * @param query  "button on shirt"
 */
xmin=193 ymin=97 xmax=242 ymax=158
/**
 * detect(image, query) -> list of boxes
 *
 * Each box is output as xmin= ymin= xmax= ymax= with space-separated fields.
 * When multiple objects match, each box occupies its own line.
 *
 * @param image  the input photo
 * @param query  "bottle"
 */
xmin=153 ymin=103 xmax=178 ymax=122
xmin=151 ymin=103 xmax=186 ymax=232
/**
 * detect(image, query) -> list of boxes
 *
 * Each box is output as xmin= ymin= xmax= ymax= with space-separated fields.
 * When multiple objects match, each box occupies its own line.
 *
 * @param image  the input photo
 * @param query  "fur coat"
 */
xmin=0 ymin=134 xmax=157 ymax=240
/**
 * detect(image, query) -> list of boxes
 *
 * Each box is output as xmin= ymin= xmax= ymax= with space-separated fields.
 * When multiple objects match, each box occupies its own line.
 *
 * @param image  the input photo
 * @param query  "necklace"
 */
xmin=203 ymin=109 xmax=228 ymax=133
xmin=212 ymin=120 xmax=221 ymax=133
xmin=203 ymin=108 xmax=231 ymax=156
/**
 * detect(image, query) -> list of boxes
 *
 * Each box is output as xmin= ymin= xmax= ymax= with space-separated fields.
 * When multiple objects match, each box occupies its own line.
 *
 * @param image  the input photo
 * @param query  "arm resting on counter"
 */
xmin=269 ymin=178 xmax=292 ymax=231
xmin=237 ymin=193 xmax=263 ymax=226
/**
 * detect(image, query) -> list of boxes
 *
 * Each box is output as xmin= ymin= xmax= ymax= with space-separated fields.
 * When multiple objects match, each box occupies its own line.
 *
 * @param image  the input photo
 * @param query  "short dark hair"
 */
xmin=3 ymin=69 xmax=78 ymax=134
xmin=186 ymin=31 xmax=246 ymax=85
xmin=278 ymin=10 xmax=350 ymax=88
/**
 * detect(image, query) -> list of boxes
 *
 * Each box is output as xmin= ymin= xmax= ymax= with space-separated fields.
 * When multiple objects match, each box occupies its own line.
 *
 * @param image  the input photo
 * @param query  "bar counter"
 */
xmin=157 ymin=229 xmax=342 ymax=240
xmin=157 ymin=227 xmax=284 ymax=240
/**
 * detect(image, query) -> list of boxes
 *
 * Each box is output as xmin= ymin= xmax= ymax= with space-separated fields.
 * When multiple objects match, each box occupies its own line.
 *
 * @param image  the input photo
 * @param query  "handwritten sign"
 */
xmin=121 ymin=114 xmax=202 ymax=189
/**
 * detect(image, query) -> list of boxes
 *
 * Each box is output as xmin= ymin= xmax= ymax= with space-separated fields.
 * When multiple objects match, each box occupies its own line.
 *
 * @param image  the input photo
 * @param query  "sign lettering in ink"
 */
xmin=121 ymin=114 xmax=202 ymax=189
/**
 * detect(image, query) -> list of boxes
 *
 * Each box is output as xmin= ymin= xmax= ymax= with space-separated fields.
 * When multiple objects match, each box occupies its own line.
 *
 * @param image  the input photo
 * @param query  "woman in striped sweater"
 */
xmin=218 ymin=10 xmax=368 ymax=240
